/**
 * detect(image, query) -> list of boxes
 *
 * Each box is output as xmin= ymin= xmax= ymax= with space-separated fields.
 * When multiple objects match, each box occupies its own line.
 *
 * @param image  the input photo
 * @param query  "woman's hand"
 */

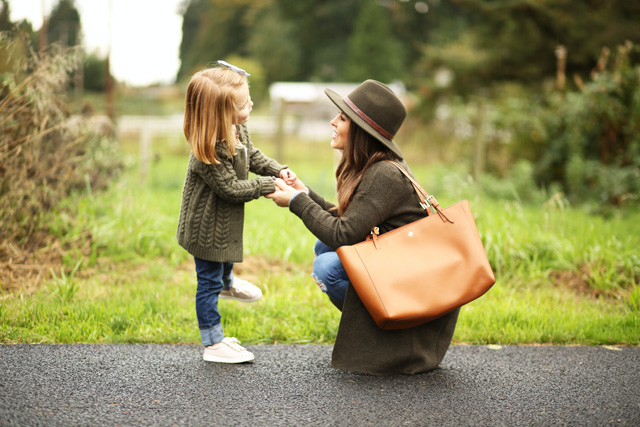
xmin=279 ymin=168 xmax=305 ymax=190
xmin=266 ymin=178 xmax=297 ymax=207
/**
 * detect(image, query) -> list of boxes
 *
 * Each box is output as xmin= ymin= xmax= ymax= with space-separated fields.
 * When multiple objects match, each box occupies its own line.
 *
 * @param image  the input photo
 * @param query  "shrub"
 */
xmin=416 ymin=41 xmax=640 ymax=207
xmin=535 ymin=42 xmax=640 ymax=206
xmin=0 ymin=34 xmax=122 ymax=289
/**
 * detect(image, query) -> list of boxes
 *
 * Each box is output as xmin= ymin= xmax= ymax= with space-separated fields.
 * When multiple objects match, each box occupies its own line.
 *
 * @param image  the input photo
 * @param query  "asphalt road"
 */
xmin=1 ymin=344 xmax=638 ymax=426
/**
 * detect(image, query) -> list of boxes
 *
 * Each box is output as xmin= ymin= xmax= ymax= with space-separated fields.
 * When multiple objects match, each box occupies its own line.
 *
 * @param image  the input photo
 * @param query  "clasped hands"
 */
xmin=267 ymin=168 xmax=305 ymax=207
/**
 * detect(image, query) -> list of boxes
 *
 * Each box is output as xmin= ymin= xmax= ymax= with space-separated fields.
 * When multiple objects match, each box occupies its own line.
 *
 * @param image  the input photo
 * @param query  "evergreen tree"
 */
xmin=248 ymin=7 xmax=300 ymax=84
xmin=455 ymin=0 xmax=640 ymax=83
xmin=176 ymin=0 xmax=639 ymax=87
xmin=274 ymin=0 xmax=360 ymax=81
xmin=0 ymin=0 xmax=12 ymax=32
xmin=47 ymin=0 xmax=81 ymax=47
xmin=177 ymin=0 xmax=266 ymax=81
xmin=83 ymin=53 xmax=107 ymax=91
xmin=386 ymin=0 xmax=466 ymax=70
xmin=177 ymin=0 xmax=209 ymax=80
xmin=0 ymin=1 xmax=35 ymax=76
xmin=344 ymin=1 xmax=404 ymax=82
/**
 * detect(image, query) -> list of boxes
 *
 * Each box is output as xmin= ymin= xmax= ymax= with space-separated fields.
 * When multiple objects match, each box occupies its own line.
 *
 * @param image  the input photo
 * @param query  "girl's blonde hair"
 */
xmin=183 ymin=67 xmax=248 ymax=164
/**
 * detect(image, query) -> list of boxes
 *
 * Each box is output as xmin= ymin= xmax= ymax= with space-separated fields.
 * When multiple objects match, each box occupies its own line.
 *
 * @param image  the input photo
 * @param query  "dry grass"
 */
xmin=0 ymin=35 xmax=121 ymax=292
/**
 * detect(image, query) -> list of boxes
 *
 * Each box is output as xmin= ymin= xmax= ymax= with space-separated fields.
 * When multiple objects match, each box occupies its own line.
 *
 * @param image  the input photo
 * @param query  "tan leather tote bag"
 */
xmin=336 ymin=161 xmax=495 ymax=330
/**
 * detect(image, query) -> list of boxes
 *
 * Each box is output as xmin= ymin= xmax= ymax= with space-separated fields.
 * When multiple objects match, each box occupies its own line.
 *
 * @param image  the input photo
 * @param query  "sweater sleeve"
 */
xmin=307 ymin=187 xmax=338 ymax=214
xmin=288 ymin=162 xmax=414 ymax=250
xmin=241 ymin=124 xmax=287 ymax=177
xmin=192 ymin=154 xmax=276 ymax=203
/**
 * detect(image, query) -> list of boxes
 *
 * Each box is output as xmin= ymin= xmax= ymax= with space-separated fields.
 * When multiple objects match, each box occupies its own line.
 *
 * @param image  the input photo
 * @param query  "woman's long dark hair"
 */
xmin=334 ymin=119 xmax=400 ymax=216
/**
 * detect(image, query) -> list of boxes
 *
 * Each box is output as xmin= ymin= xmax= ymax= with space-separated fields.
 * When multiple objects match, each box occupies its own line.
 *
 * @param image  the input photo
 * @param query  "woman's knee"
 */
xmin=313 ymin=240 xmax=333 ymax=257
xmin=313 ymin=252 xmax=339 ymax=281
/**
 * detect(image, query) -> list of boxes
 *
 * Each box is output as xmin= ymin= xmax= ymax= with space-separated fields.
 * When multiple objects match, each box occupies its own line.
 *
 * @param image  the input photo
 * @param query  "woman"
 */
xmin=267 ymin=80 xmax=458 ymax=375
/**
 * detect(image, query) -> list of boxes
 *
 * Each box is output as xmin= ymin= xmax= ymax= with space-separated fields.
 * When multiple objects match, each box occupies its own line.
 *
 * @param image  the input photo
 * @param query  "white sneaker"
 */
xmin=220 ymin=278 xmax=263 ymax=302
xmin=203 ymin=337 xmax=255 ymax=363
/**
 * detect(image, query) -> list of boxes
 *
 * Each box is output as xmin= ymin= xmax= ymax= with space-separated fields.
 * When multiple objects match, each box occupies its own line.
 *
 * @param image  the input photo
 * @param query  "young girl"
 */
xmin=177 ymin=61 xmax=295 ymax=363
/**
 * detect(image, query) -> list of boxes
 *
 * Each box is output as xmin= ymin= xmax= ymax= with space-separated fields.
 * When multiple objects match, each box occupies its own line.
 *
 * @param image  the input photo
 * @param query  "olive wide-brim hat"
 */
xmin=324 ymin=79 xmax=407 ymax=159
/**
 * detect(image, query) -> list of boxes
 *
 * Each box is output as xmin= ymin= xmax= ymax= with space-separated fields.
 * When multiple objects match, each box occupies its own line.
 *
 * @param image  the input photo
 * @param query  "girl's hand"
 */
xmin=280 ymin=169 xmax=304 ymax=190
xmin=266 ymin=178 xmax=296 ymax=207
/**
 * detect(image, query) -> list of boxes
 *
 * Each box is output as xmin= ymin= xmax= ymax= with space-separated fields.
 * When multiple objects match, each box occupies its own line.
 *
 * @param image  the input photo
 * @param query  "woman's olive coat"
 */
xmin=288 ymin=160 xmax=459 ymax=375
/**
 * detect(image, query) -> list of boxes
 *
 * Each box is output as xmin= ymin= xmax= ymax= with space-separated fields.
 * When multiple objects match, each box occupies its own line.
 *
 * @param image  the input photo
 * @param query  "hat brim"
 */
xmin=325 ymin=88 xmax=404 ymax=159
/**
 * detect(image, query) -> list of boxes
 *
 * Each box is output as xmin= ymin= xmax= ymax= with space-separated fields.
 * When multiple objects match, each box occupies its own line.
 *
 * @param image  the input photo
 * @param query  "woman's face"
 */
xmin=233 ymin=83 xmax=253 ymax=125
xmin=330 ymin=111 xmax=351 ymax=150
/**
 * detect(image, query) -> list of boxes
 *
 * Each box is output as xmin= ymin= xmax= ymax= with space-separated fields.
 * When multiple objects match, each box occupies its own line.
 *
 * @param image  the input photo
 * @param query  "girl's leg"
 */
xmin=221 ymin=262 xmax=234 ymax=290
xmin=219 ymin=262 xmax=262 ymax=302
xmin=194 ymin=258 xmax=254 ymax=364
xmin=311 ymin=240 xmax=350 ymax=305
xmin=194 ymin=257 xmax=231 ymax=347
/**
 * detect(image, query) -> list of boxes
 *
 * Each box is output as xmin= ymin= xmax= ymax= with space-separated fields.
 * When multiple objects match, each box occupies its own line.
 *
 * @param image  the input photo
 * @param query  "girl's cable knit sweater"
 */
xmin=177 ymin=124 xmax=286 ymax=262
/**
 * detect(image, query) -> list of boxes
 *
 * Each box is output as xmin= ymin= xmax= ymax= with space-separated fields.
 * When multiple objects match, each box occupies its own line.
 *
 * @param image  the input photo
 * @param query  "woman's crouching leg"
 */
xmin=312 ymin=250 xmax=349 ymax=307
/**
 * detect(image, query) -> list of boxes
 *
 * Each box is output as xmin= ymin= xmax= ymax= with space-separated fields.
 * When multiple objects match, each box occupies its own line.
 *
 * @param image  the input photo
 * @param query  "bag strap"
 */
xmin=386 ymin=160 xmax=453 ymax=224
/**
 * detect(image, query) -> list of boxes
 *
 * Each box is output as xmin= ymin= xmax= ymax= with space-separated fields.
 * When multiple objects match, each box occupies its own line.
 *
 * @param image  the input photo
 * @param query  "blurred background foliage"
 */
xmin=1 ymin=1 xmax=639 ymax=340
xmin=178 ymin=0 xmax=640 ymax=207
xmin=1 ymin=0 xmax=639 ymax=263
xmin=0 ymin=33 xmax=123 ymax=271
xmin=1 ymin=0 xmax=639 ymax=206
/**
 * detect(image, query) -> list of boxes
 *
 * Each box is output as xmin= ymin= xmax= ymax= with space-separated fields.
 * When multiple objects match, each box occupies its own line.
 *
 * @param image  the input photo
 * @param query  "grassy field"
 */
xmin=1 ymin=134 xmax=638 ymax=346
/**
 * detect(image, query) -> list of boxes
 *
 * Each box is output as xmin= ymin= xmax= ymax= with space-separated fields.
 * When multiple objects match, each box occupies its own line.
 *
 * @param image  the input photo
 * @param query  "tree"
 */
xmin=386 ymin=0 xmax=466 ymax=70
xmin=248 ymin=7 xmax=300 ymax=84
xmin=452 ymin=0 xmax=640 ymax=83
xmin=0 ymin=2 xmax=35 ymax=77
xmin=177 ymin=0 xmax=270 ymax=81
xmin=275 ymin=0 xmax=360 ymax=81
xmin=83 ymin=52 xmax=107 ymax=91
xmin=177 ymin=0 xmax=640 ymax=88
xmin=344 ymin=1 xmax=405 ymax=82
xmin=46 ymin=0 xmax=81 ymax=47
xmin=178 ymin=0 xmax=419 ymax=83
xmin=0 ymin=0 xmax=11 ymax=32
xmin=177 ymin=0 xmax=208 ymax=80
xmin=535 ymin=41 xmax=640 ymax=205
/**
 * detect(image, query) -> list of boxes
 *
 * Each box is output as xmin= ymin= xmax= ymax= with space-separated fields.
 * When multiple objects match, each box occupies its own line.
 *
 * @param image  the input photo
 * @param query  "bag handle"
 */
xmin=367 ymin=160 xmax=455 ymax=248
xmin=386 ymin=161 xmax=453 ymax=224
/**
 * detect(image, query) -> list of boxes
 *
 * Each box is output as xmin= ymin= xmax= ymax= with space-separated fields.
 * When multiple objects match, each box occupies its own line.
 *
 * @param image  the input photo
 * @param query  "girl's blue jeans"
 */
xmin=193 ymin=257 xmax=234 ymax=347
xmin=312 ymin=240 xmax=350 ymax=304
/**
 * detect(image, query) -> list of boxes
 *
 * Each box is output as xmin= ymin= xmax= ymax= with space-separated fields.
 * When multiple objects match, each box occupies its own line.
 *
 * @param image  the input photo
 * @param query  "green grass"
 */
xmin=1 ymin=136 xmax=638 ymax=345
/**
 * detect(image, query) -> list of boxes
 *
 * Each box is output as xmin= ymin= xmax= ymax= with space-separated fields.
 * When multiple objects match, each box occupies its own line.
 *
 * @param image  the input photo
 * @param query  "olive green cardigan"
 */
xmin=177 ymin=124 xmax=286 ymax=262
xmin=289 ymin=160 xmax=459 ymax=375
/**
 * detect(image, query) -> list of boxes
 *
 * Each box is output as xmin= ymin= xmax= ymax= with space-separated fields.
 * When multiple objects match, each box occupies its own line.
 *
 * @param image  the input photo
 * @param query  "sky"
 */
xmin=8 ymin=0 xmax=184 ymax=86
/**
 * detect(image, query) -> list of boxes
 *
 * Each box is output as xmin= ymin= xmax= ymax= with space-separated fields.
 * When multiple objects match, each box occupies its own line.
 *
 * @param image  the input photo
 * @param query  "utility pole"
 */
xmin=75 ymin=28 xmax=84 ymax=96
xmin=105 ymin=0 xmax=115 ymax=122
xmin=472 ymin=101 xmax=486 ymax=185
xmin=38 ymin=0 xmax=47 ymax=51
xmin=555 ymin=45 xmax=567 ymax=91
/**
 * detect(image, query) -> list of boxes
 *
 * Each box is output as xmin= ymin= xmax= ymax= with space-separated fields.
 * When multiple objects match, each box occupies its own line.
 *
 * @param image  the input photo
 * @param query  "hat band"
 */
xmin=343 ymin=96 xmax=394 ymax=140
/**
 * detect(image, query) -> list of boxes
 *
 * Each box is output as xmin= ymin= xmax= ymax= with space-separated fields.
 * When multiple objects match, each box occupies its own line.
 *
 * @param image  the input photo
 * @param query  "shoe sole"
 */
xmin=203 ymin=354 xmax=255 ymax=363
xmin=219 ymin=294 xmax=262 ymax=302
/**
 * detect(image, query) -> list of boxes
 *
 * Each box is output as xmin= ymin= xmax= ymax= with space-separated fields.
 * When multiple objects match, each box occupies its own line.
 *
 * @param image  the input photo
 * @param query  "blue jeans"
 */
xmin=194 ymin=257 xmax=234 ymax=347
xmin=312 ymin=240 xmax=350 ymax=304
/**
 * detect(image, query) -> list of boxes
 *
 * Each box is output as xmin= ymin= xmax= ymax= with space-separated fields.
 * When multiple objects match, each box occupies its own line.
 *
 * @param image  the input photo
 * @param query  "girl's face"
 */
xmin=330 ymin=111 xmax=351 ymax=150
xmin=233 ymin=82 xmax=253 ymax=125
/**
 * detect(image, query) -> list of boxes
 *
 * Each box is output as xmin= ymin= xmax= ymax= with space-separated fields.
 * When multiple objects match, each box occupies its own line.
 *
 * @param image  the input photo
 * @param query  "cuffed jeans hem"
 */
xmin=200 ymin=322 xmax=224 ymax=347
